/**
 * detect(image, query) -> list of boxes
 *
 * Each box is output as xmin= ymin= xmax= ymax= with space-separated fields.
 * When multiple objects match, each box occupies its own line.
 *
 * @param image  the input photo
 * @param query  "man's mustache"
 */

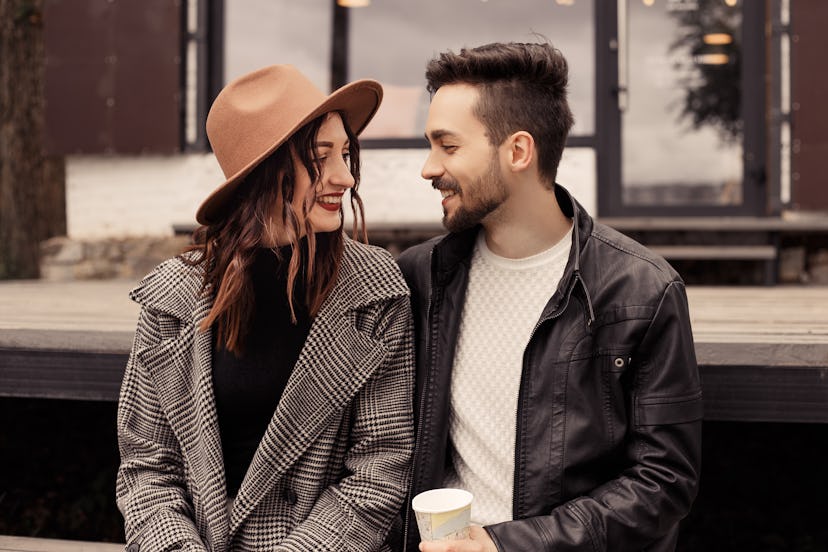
xmin=431 ymin=178 xmax=460 ymax=193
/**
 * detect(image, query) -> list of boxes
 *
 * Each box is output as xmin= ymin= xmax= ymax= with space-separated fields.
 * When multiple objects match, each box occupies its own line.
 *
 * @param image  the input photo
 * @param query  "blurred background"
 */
xmin=1 ymin=0 xmax=827 ymax=550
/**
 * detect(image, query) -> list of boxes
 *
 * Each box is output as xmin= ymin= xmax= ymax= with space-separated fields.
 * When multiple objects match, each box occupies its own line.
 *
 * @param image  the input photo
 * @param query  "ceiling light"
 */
xmin=696 ymin=53 xmax=729 ymax=65
xmin=703 ymin=33 xmax=733 ymax=45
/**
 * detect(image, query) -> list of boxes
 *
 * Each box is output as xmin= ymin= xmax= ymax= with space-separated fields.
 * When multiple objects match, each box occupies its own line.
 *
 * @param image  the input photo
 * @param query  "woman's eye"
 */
xmin=342 ymin=152 xmax=351 ymax=163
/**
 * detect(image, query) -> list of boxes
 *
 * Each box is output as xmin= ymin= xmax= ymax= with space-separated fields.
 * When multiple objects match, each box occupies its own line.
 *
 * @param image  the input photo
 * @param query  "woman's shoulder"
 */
xmin=142 ymin=251 xmax=204 ymax=284
xmin=340 ymin=237 xmax=409 ymax=299
xmin=343 ymin=236 xmax=395 ymax=264
xmin=129 ymin=252 xmax=205 ymax=314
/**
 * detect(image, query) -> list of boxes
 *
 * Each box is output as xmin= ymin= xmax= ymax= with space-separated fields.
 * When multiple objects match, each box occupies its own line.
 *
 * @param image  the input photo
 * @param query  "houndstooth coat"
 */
xmin=116 ymin=238 xmax=415 ymax=552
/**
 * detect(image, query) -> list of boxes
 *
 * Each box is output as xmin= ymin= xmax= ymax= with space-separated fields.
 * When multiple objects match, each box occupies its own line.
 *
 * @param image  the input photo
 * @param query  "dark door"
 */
xmin=597 ymin=0 xmax=766 ymax=216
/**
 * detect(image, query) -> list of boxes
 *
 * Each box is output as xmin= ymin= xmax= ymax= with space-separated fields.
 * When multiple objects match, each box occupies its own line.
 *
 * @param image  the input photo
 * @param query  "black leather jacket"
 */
xmin=396 ymin=185 xmax=703 ymax=551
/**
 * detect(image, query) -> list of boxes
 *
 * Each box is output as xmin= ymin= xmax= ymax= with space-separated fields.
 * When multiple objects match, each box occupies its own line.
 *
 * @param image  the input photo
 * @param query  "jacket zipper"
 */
xmin=512 ymin=271 xmax=593 ymax=518
xmin=402 ymin=249 xmax=437 ymax=552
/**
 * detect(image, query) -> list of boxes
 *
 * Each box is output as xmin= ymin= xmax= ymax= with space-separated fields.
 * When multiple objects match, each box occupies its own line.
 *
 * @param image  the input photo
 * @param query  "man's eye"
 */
xmin=442 ymin=145 xmax=457 ymax=152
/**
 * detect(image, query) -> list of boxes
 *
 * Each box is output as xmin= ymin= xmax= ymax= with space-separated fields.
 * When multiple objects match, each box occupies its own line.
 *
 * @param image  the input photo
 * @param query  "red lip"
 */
xmin=317 ymin=193 xmax=343 ymax=212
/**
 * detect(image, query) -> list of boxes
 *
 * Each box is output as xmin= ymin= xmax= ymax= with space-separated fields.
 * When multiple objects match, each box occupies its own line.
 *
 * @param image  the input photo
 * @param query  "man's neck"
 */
xmin=482 ymin=185 xmax=572 ymax=259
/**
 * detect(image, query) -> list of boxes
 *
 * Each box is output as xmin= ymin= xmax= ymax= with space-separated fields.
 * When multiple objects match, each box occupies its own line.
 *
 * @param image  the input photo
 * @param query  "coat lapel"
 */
xmin=229 ymin=274 xmax=390 ymax=535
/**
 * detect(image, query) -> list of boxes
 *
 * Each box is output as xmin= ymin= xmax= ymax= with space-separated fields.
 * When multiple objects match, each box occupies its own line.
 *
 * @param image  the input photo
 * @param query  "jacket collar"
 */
xmin=431 ymin=183 xmax=595 ymax=323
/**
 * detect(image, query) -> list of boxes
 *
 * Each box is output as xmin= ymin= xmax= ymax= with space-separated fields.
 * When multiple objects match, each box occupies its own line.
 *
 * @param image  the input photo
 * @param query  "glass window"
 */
xmin=224 ymin=0 xmax=332 ymax=89
xmin=348 ymin=0 xmax=595 ymax=139
xmin=621 ymin=0 xmax=743 ymax=207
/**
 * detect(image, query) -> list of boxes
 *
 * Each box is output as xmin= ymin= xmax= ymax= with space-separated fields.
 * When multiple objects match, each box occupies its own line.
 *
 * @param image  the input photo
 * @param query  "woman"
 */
xmin=116 ymin=65 xmax=414 ymax=551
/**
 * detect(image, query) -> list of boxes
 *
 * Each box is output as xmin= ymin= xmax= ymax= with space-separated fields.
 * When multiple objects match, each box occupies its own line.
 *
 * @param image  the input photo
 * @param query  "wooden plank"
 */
xmin=178 ymin=217 xmax=828 ymax=241
xmin=598 ymin=215 xmax=828 ymax=232
xmin=0 ymin=535 xmax=122 ymax=552
xmin=0 ymin=279 xmax=138 ymax=332
xmin=700 ymin=364 xmax=828 ymax=423
xmin=7 ymin=282 xmax=825 ymax=342
xmin=177 ymin=217 xmax=828 ymax=235
xmin=686 ymin=286 xmax=828 ymax=344
xmin=0 ymin=348 xmax=128 ymax=401
xmin=649 ymin=245 xmax=777 ymax=260
xmin=1 ymin=281 xmax=828 ymax=422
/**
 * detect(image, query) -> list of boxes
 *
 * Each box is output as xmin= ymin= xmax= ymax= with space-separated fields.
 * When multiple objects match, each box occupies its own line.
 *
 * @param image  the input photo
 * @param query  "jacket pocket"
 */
xmin=600 ymin=352 xmax=634 ymax=447
xmin=635 ymin=389 xmax=704 ymax=426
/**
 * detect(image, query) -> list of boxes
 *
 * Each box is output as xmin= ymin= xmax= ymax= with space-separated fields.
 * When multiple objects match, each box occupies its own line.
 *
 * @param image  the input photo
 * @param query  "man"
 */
xmin=396 ymin=42 xmax=703 ymax=551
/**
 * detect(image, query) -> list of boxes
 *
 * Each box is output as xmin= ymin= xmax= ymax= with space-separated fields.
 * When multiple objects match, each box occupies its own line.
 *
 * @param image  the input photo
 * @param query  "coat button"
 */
xmin=614 ymin=357 xmax=625 ymax=368
xmin=126 ymin=544 xmax=140 ymax=552
xmin=284 ymin=488 xmax=298 ymax=505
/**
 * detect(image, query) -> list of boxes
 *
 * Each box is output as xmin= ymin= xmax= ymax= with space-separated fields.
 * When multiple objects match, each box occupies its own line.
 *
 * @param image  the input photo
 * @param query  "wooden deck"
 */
xmin=1 ymin=279 xmax=827 ymax=423
xmin=0 ymin=535 xmax=122 ymax=551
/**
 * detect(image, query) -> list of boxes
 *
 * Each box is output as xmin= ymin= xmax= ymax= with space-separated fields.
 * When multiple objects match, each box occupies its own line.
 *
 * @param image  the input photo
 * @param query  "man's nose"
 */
xmin=421 ymin=150 xmax=444 ymax=181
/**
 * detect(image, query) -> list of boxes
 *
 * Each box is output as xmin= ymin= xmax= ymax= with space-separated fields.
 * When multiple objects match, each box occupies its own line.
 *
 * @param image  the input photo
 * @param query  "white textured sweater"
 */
xmin=444 ymin=227 xmax=572 ymax=525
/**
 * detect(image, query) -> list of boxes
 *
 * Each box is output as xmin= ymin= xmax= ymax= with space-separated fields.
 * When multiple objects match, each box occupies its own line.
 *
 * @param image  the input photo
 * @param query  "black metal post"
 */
xmin=331 ymin=0 xmax=349 ymax=90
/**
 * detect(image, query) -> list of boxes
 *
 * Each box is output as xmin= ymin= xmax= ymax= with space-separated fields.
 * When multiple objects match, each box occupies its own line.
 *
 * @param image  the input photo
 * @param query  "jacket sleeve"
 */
xmin=116 ymin=306 xmax=208 ymax=552
xmin=276 ymin=294 xmax=416 ymax=552
xmin=486 ymin=280 xmax=703 ymax=551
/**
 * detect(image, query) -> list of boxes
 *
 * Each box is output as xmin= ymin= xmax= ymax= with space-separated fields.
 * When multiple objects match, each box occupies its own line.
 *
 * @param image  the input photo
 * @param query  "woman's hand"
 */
xmin=419 ymin=526 xmax=498 ymax=552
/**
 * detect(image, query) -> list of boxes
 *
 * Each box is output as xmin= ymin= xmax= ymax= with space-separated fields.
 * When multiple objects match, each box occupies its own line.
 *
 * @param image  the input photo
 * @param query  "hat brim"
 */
xmin=196 ymin=79 xmax=383 ymax=226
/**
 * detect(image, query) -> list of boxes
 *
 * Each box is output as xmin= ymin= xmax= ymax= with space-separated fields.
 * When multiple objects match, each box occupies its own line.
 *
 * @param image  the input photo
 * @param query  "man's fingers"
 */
xmin=419 ymin=538 xmax=480 ymax=552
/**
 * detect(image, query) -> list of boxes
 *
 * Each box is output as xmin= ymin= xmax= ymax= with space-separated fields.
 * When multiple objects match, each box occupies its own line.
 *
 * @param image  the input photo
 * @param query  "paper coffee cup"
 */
xmin=411 ymin=488 xmax=473 ymax=541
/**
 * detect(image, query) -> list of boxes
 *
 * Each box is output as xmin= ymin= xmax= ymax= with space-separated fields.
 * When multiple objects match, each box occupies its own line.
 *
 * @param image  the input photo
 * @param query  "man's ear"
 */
xmin=504 ymin=131 xmax=535 ymax=173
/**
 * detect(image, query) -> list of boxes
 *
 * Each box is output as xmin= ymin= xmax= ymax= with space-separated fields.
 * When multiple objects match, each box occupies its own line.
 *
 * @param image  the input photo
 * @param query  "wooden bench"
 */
xmin=176 ymin=216 xmax=828 ymax=285
xmin=647 ymin=245 xmax=778 ymax=261
xmin=647 ymin=245 xmax=779 ymax=285
xmin=0 ymin=535 xmax=122 ymax=551
xmin=2 ymin=279 xmax=828 ymax=424
xmin=598 ymin=216 xmax=828 ymax=286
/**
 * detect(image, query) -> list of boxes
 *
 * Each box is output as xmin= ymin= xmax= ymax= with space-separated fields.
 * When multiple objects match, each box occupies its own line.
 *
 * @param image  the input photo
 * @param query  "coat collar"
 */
xmin=129 ymin=236 xmax=408 ymax=542
xmin=129 ymin=237 xmax=407 ymax=321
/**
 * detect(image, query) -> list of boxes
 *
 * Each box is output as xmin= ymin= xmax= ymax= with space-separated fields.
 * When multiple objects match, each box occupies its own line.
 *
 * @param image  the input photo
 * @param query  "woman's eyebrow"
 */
xmin=314 ymin=140 xmax=350 ymax=149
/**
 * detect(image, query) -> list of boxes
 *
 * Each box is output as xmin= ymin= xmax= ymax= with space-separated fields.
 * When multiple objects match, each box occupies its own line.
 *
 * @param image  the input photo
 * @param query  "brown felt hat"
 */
xmin=196 ymin=64 xmax=383 ymax=225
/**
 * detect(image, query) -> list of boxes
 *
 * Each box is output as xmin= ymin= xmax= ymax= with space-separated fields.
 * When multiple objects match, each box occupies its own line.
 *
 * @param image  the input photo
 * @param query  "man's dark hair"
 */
xmin=426 ymin=42 xmax=574 ymax=186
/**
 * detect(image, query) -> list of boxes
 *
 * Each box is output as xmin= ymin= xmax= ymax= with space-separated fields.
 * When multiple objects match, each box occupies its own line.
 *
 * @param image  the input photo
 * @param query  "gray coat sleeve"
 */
xmin=116 ymin=306 xmax=208 ymax=552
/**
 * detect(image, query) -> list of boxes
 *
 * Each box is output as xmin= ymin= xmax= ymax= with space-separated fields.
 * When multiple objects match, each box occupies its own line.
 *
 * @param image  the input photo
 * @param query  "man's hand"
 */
xmin=419 ymin=526 xmax=498 ymax=552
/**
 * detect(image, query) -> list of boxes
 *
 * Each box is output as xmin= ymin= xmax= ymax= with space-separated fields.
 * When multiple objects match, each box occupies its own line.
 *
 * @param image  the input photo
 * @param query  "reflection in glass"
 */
xmin=622 ymin=0 xmax=743 ymax=206
xmin=349 ymin=0 xmax=595 ymax=139
xmin=224 ymin=0 xmax=332 ymax=90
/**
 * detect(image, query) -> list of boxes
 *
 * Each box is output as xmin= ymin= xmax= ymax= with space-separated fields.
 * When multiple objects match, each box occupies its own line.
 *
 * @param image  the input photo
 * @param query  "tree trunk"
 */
xmin=0 ymin=0 xmax=66 ymax=279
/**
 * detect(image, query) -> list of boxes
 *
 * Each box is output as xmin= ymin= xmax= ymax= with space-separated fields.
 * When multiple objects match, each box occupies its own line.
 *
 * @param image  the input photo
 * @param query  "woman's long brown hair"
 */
xmin=183 ymin=112 xmax=367 ymax=355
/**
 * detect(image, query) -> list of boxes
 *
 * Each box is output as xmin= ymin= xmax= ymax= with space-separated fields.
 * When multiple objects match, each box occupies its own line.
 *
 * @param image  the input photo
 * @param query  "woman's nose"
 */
xmin=328 ymin=157 xmax=355 ymax=189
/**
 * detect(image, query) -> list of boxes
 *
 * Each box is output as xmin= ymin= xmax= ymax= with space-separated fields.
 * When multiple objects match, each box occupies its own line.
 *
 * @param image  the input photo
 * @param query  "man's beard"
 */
xmin=435 ymin=158 xmax=507 ymax=233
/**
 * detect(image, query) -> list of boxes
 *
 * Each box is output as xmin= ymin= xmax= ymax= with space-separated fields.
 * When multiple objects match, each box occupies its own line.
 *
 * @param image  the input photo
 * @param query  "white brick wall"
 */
xmin=65 ymin=148 xmax=596 ymax=239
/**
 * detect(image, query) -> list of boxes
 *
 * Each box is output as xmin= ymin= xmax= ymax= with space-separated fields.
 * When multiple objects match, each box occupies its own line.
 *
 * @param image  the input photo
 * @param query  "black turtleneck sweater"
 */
xmin=211 ymin=245 xmax=312 ymax=498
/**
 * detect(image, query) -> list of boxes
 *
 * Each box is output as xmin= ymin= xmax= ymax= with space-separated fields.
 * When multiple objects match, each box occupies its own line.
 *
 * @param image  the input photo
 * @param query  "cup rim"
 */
xmin=411 ymin=488 xmax=473 ymax=514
